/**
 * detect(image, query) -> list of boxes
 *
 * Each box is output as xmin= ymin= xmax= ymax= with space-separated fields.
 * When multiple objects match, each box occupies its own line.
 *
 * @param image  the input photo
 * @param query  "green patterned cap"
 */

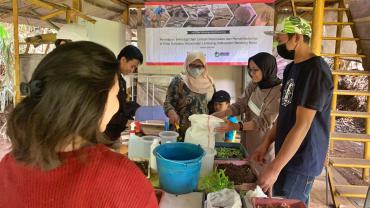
xmin=279 ymin=16 xmax=312 ymax=38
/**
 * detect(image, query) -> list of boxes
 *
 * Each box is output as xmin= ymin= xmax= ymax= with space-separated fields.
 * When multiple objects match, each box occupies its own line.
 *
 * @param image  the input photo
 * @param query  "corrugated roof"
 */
xmin=0 ymin=0 xmax=135 ymax=28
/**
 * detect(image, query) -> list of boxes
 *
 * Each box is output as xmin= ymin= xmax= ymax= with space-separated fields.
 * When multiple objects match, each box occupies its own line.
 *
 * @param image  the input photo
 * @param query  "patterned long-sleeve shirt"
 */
xmin=164 ymin=75 xmax=211 ymax=141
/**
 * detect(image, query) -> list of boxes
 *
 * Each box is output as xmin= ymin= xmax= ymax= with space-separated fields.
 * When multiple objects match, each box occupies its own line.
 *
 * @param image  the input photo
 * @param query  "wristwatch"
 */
xmin=238 ymin=122 xmax=243 ymax=131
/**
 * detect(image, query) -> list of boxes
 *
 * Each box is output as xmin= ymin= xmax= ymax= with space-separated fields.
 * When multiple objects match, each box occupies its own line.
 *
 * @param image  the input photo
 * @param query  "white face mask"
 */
xmin=188 ymin=67 xmax=204 ymax=78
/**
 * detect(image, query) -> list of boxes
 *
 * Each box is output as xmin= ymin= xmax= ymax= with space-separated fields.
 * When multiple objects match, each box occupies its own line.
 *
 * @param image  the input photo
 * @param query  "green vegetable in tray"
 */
xmin=199 ymin=169 xmax=234 ymax=193
xmin=216 ymin=147 xmax=243 ymax=159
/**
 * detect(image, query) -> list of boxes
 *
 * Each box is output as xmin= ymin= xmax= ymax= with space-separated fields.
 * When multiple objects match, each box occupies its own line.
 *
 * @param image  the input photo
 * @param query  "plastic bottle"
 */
xmin=129 ymin=122 xmax=136 ymax=137
xmin=150 ymin=138 xmax=160 ymax=173
xmin=128 ymin=122 xmax=138 ymax=160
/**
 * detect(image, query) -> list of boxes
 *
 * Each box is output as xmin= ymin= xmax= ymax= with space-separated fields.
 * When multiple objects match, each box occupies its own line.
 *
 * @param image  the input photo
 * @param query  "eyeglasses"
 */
xmin=189 ymin=64 xmax=204 ymax=68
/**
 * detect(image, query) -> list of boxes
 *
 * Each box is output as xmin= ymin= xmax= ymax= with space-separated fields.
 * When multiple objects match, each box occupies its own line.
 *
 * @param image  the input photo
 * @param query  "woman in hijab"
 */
xmin=164 ymin=51 xmax=215 ymax=141
xmin=214 ymin=52 xmax=281 ymax=163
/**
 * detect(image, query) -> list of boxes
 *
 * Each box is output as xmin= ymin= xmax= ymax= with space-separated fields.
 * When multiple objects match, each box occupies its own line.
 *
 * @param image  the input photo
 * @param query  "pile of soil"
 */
xmin=336 ymin=75 xmax=367 ymax=134
xmin=134 ymin=161 xmax=149 ymax=176
xmin=217 ymin=163 xmax=257 ymax=184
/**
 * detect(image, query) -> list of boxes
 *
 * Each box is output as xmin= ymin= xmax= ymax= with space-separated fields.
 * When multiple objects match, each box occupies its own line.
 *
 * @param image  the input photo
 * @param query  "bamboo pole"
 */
xmin=12 ymin=0 xmax=21 ymax=104
xmin=66 ymin=9 xmax=71 ymax=24
xmin=128 ymin=4 xmax=144 ymax=9
xmin=122 ymin=8 xmax=129 ymax=25
xmin=366 ymin=85 xmax=370 ymax=181
xmin=311 ymin=0 xmax=325 ymax=55
xmin=72 ymin=0 xmax=81 ymax=23
xmin=40 ymin=10 xmax=65 ymax=21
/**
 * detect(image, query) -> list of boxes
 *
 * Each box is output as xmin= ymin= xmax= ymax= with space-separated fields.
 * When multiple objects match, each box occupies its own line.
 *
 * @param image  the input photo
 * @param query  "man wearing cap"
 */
xmin=251 ymin=16 xmax=333 ymax=205
xmin=273 ymin=23 xmax=292 ymax=79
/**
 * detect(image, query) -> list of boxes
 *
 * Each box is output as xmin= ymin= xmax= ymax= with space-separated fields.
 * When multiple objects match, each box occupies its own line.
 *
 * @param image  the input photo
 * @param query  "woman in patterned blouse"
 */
xmin=164 ymin=51 xmax=215 ymax=141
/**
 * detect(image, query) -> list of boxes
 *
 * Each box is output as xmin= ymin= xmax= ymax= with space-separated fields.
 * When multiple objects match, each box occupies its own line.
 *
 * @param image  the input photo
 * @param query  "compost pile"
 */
xmin=336 ymin=75 xmax=367 ymax=134
xmin=217 ymin=164 xmax=257 ymax=184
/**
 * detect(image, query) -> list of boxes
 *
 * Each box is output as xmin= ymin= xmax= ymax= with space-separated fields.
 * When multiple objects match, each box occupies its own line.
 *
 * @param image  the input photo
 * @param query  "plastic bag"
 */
xmin=159 ymin=192 xmax=204 ymax=208
xmin=185 ymin=114 xmax=224 ymax=149
xmin=244 ymin=186 xmax=267 ymax=208
xmin=245 ymin=186 xmax=267 ymax=198
xmin=206 ymin=188 xmax=242 ymax=208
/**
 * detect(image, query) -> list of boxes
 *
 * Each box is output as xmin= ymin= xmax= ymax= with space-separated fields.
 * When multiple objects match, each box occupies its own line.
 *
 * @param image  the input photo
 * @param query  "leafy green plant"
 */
xmin=0 ymin=24 xmax=14 ymax=113
xmin=200 ymin=169 xmax=234 ymax=193
xmin=216 ymin=147 xmax=243 ymax=159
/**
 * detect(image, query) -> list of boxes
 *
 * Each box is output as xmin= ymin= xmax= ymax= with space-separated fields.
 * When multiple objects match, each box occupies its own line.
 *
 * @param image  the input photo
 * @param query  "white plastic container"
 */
xmin=128 ymin=135 xmax=142 ymax=160
xmin=159 ymin=131 xmax=179 ymax=144
xmin=150 ymin=138 xmax=160 ymax=172
xmin=128 ymin=135 xmax=159 ymax=160
xmin=200 ymin=147 xmax=217 ymax=177
xmin=141 ymin=136 xmax=159 ymax=159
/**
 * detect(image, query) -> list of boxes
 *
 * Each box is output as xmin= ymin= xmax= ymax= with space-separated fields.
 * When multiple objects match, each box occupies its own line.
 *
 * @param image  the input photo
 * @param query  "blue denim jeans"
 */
xmin=273 ymin=169 xmax=315 ymax=207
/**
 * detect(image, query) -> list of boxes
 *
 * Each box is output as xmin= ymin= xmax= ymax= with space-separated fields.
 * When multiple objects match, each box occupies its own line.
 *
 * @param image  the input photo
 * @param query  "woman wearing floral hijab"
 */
xmin=214 ymin=52 xmax=281 ymax=163
xmin=164 ymin=51 xmax=215 ymax=141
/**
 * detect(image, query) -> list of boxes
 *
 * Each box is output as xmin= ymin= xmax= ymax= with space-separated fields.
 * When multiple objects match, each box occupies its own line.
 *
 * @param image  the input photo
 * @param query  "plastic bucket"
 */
xmin=200 ymin=147 xmax=217 ymax=177
xmin=153 ymin=143 xmax=205 ymax=194
xmin=159 ymin=131 xmax=179 ymax=144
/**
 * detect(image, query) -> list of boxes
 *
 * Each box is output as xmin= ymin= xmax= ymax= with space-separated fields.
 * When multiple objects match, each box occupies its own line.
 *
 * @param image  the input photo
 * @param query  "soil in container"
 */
xmin=215 ymin=147 xmax=243 ymax=159
xmin=134 ymin=161 xmax=149 ymax=176
xmin=217 ymin=163 xmax=257 ymax=184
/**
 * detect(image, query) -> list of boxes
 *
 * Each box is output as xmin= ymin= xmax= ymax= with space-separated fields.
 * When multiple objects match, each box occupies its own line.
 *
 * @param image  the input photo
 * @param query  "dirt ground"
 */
xmin=332 ymin=140 xmax=370 ymax=186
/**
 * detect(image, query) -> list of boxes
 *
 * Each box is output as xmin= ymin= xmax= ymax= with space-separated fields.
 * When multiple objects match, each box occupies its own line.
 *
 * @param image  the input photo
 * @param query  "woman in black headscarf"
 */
xmin=214 ymin=52 xmax=281 ymax=163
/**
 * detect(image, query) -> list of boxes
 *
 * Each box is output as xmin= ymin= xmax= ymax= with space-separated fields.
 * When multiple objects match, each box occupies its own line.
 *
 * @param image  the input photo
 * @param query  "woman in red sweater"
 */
xmin=0 ymin=42 xmax=158 ymax=208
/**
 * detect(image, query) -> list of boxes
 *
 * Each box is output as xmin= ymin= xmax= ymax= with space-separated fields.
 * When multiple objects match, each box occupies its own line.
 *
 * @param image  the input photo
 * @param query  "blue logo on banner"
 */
xmin=215 ymin=52 xmax=230 ymax=57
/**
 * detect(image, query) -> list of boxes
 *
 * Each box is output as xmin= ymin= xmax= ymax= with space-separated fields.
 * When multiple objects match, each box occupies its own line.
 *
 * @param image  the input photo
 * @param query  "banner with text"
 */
xmin=144 ymin=0 xmax=275 ymax=66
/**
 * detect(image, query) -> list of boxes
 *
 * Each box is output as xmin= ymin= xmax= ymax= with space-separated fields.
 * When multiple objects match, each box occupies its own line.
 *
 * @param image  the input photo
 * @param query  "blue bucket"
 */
xmin=154 ymin=143 xmax=205 ymax=194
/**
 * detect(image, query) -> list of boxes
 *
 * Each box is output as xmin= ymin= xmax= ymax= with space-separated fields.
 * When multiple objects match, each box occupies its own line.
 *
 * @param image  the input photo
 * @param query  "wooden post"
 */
xmin=365 ymin=78 xmax=370 ymax=181
xmin=311 ymin=0 xmax=325 ymax=55
xmin=122 ymin=8 xmax=129 ymax=25
xmin=72 ymin=0 xmax=82 ymax=11
xmin=12 ymin=0 xmax=21 ymax=104
xmin=72 ymin=0 xmax=82 ymax=23
xmin=66 ymin=9 xmax=71 ymax=24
